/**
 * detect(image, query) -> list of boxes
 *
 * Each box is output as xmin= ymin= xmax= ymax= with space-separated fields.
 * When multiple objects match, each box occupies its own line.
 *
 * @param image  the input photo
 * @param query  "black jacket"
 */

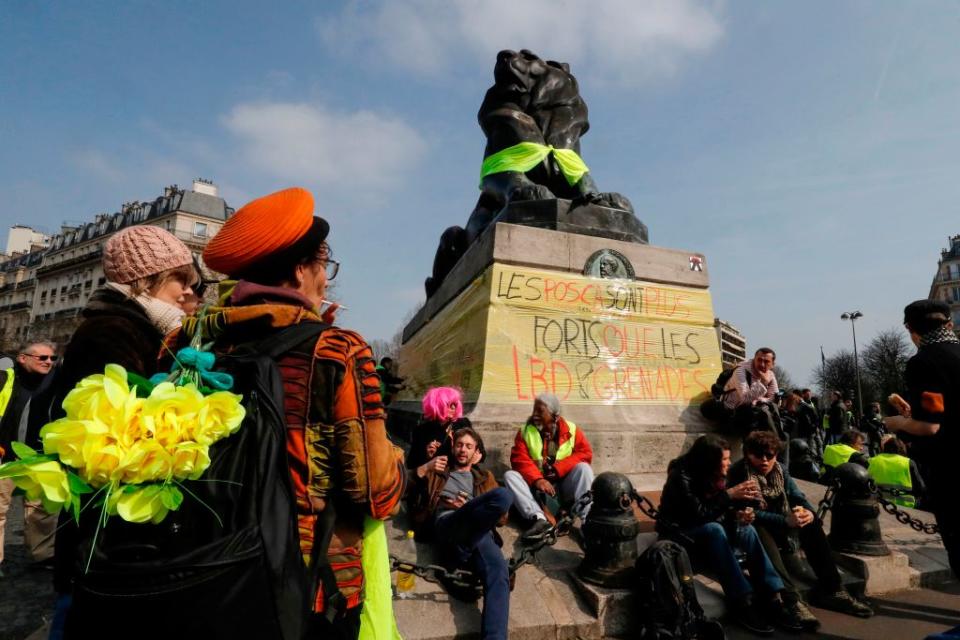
xmin=656 ymin=456 xmax=732 ymax=534
xmin=0 ymin=364 xmax=53 ymax=457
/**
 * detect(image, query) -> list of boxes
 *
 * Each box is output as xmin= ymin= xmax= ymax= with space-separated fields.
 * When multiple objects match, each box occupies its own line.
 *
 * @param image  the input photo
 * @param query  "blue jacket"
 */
xmin=726 ymin=459 xmax=815 ymax=531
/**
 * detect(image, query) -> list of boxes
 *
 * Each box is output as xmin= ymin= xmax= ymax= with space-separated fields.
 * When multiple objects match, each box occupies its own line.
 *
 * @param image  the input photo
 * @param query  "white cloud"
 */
xmin=317 ymin=0 xmax=724 ymax=86
xmin=222 ymin=102 xmax=427 ymax=191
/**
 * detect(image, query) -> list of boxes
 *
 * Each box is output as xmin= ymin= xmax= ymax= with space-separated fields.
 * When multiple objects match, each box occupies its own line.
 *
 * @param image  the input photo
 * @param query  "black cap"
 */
xmin=904 ymin=299 xmax=950 ymax=329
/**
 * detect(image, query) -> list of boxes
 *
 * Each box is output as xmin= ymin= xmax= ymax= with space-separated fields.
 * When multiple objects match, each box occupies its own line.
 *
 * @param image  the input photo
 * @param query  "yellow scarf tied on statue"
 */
xmin=479 ymin=142 xmax=589 ymax=187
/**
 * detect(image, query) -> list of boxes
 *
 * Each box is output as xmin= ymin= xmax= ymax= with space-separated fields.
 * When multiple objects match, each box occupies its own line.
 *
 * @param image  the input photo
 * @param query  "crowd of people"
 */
xmin=0 ymin=185 xmax=956 ymax=639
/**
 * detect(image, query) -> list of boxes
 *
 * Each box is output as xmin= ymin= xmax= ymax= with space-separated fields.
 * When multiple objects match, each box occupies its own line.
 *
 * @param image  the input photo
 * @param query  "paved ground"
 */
xmin=723 ymin=581 xmax=960 ymax=640
xmin=0 ymin=496 xmax=56 ymax=640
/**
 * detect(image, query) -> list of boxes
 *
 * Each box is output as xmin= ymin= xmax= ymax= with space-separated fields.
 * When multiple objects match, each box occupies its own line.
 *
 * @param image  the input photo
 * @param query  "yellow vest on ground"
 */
xmin=0 ymin=368 xmax=14 ymax=417
xmin=868 ymin=453 xmax=915 ymax=508
xmin=521 ymin=421 xmax=577 ymax=466
xmin=822 ymin=443 xmax=859 ymax=469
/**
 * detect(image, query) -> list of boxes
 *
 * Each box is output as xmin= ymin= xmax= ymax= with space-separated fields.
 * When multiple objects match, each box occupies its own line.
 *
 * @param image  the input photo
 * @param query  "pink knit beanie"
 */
xmin=103 ymin=225 xmax=193 ymax=284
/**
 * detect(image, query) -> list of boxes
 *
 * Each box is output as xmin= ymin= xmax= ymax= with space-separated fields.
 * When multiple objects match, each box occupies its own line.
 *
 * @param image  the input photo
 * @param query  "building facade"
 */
xmin=0 ymin=250 xmax=45 ymax=354
xmin=5 ymin=225 xmax=50 ymax=256
xmin=929 ymin=235 xmax=960 ymax=327
xmin=0 ymin=180 xmax=232 ymax=353
xmin=714 ymin=318 xmax=747 ymax=370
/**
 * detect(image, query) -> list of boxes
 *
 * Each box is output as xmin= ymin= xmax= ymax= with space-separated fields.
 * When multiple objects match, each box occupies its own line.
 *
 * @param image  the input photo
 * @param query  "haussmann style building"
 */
xmin=0 ymin=179 xmax=232 ymax=353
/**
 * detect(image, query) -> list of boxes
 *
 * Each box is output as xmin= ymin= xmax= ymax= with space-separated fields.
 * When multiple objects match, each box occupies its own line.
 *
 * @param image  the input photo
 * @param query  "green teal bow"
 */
xmin=149 ymin=347 xmax=234 ymax=391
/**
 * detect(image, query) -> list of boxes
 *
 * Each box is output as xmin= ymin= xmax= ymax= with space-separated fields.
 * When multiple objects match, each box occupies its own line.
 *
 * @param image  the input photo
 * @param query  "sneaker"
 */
xmin=730 ymin=600 xmax=774 ymax=636
xmin=520 ymin=517 xmax=552 ymax=542
xmin=811 ymin=588 xmax=874 ymax=618
xmin=769 ymin=600 xmax=806 ymax=633
xmin=790 ymin=600 xmax=821 ymax=632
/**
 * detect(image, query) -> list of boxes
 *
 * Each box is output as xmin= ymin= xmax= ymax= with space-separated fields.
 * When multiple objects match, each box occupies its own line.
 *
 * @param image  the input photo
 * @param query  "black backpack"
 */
xmin=699 ymin=368 xmax=750 ymax=423
xmin=66 ymin=322 xmax=331 ymax=640
xmin=634 ymin=540 xmax=725 ymax=640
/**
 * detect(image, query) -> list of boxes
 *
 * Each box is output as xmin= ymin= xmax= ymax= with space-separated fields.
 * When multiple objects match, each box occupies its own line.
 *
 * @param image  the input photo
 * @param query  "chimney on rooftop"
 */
xmin=191 ymin=178 xmax=219 ymax=197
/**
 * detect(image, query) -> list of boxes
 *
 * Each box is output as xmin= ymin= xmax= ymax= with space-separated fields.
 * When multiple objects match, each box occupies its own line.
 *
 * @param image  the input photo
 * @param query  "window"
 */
xmin=193 ymin=222 xmax=208 ymax=238
xmin=98 ymin=277 xmax=106 ymax=286
xmin=953 ymin=287 xmax=960 ymax=302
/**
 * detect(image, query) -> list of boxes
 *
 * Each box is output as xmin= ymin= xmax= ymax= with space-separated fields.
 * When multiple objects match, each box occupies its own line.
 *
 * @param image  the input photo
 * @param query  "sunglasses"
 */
xmin=752 ymin=451 xmax=777 ymax=461
xmin=22 ymin=353 xmax=58 ymax=362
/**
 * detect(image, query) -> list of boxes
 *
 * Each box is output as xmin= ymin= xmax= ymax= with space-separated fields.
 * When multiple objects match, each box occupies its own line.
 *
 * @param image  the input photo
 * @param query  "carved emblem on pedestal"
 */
xmin=584 ymin=249 xmax=635 ymax=280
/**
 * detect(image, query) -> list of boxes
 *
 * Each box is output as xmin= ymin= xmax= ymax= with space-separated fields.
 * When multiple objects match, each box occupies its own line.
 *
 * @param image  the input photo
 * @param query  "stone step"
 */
xmin=388 ymin=510 xmax=601 ymax=640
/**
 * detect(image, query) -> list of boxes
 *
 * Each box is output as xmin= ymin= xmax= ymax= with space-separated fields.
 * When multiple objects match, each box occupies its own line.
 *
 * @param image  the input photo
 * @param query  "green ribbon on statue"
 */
xmin=479 ymin=142 xmax=590 ymax=187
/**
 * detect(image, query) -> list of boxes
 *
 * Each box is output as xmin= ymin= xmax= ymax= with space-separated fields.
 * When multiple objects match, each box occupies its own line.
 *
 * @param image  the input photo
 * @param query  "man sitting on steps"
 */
xmin=408 ymin=426 xmax=513 ymax=640
xmin=504 ymin=393 xmax=594 ymax=541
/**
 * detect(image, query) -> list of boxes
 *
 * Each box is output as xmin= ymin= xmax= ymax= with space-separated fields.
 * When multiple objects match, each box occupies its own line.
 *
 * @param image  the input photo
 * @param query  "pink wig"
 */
xmin=422 ymin=386 xmax=463 ymax=422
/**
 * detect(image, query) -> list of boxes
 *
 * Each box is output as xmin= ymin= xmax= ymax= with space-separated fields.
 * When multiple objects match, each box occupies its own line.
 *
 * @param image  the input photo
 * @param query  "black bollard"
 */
xmin=828 ymin=462 xmax=891 ymax=556
xmin=577 ymin=472 xmax=641 ymax=587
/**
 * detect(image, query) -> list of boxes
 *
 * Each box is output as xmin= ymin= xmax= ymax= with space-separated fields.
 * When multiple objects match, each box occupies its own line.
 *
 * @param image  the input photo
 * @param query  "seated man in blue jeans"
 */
xmin=409 ymin=426 xmax=512 ymax=640
xmin=657 ymin=434 xmax=801 ymax=636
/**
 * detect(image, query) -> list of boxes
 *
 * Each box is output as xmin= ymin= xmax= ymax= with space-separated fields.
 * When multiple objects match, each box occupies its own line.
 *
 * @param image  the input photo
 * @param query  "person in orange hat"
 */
xmin=198 ymin=187 xmax=404 ymax=639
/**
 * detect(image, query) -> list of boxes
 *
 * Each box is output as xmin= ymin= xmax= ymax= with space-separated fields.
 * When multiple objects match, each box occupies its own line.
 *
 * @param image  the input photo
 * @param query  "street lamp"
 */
xmin=841 ymin=311 xmax=864 ymax=420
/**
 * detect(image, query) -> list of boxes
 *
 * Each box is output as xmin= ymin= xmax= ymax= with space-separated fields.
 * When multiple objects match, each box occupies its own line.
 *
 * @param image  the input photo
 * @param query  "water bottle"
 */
xmin=396 ymin=530 xmax=416 ymax=597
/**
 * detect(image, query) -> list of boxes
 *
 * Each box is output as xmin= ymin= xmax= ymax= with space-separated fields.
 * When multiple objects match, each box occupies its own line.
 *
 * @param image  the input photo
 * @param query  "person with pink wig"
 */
xmin=407 ymin=387 xmax=483 ymax=476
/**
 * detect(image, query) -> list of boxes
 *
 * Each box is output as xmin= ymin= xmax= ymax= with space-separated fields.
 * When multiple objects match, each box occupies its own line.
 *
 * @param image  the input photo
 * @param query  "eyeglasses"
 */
xmin=753 ymin=451 xmax=777 ymax=461
xmin=324 ymin=259 xmax=340 ymax=280
xmin=22 ymin=353 xmax=58 ymax=362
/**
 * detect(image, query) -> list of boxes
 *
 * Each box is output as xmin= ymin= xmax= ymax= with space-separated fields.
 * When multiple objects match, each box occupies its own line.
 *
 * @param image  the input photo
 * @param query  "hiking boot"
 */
xmin=789 ymin=600 xmax=821 ymax=631
xmin=730 ymin=599 xmax=774 ymax=636
xmin=521 ymin=518 xmax=553 ymax=542
xmin=811 ymin=588 xmax=874 ymax=618
xmin=768 ymin=600 xmax=806 ymax=633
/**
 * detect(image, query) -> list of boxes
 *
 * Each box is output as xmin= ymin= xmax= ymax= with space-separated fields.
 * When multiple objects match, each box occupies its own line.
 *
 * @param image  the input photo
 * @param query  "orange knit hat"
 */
xmin=203 ymin=187 xmax=328 ymax=276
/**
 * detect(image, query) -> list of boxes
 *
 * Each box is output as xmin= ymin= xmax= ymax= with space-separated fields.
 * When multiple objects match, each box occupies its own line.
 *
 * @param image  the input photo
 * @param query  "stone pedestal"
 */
xmin=395 ymin=220 xmax=721 ymax=476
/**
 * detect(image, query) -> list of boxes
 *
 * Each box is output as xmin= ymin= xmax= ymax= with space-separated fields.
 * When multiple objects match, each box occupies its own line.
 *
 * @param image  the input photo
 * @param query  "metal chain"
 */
xmin=631 ymin=489 xmax=660 ymax=521
xmin=389 ymin=555 xmax=481 ymax=590
xmin=812 ymin=478 xmax=939 ymax=536
xmin=390 ymin=490 xmax=597 ymax=593
xmin=816 ymin=483 xmax=837 ymax=522
xmin=873 ymin=486 xmax=940 ymax=535
xmin=507 ymin=490 xmax=594 ymax=574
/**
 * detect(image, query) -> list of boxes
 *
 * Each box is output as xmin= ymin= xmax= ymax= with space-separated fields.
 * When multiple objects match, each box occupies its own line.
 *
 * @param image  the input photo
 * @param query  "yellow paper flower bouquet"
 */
xmin=0 ymin=360 xmax=245 ymax=526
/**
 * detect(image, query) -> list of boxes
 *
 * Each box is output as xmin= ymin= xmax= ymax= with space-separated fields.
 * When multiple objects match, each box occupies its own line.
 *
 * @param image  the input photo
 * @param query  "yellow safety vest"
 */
xmin=0 ymin=368 xmax=14 ymax=417
xmin=822 ymin=443 xmax=859 ymax=469
xmin=868 ymin=453 xmax=915 ymax=508
xmin=521 ymin=421 xmax=577 ymax=466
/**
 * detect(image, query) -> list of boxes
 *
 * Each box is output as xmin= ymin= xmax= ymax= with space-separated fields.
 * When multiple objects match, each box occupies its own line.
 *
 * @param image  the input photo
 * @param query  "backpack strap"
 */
xmin=255 ymin=321 xmax=330 ymax=359
xmin=248 ymin=321 xmax=346 ymax=619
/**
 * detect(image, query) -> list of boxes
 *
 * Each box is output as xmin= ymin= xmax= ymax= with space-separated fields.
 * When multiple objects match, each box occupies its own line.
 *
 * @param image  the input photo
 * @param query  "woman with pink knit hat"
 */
xmin=47 ymin=224 xmax=198 ymax=633
xmin=57 ymin=224 xmax=198 ymax=389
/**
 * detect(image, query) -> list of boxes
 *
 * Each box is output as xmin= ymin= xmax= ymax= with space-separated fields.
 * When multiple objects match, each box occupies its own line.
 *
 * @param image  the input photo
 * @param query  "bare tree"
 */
xmin=773 ymin=365 xmax=796 ymax=393
xmin=814 ymin=349 xmax=877 ymax=409
xmin=369 ymin=303 xmax=423 ymax=362
xmin=862 ymin=327 xmax=912 ymax=406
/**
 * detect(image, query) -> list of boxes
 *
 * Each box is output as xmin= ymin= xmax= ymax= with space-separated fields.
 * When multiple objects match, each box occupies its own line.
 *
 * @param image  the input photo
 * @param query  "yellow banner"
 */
xmin=480 ymin=264 xmax=721 ymax=405
xmin=396 ymin=272 xmax=490 ymax=403
xmin=397 ymin=263 xmax=721 ymax=407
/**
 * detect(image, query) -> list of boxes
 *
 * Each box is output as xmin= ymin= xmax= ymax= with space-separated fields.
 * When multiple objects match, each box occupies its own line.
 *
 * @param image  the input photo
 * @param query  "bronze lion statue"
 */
xmin=426 ymin=49 xmax=636 ymax=297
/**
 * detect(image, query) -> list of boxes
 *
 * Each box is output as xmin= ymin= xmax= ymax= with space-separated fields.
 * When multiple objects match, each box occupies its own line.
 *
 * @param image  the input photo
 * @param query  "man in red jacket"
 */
xmin=503 ymin=393 xmax=594 ymax=540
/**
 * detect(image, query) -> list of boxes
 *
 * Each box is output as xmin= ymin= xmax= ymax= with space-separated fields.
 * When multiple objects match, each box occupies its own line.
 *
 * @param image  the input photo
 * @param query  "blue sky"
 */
xmin=3 ymin=1 xmax=959 ymax=386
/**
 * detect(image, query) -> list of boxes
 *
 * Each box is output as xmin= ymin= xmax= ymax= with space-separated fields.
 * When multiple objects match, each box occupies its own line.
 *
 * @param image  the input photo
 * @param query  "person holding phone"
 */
xmin=408 ymin=427 xmax=513 ymax=640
